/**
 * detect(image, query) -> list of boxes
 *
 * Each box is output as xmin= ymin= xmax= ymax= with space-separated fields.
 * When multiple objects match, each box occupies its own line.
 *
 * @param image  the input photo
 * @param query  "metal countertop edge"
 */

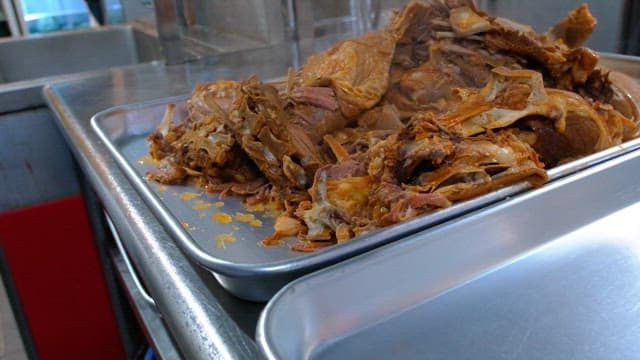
xmin=43 ymin=85 xmax=261 ymax=360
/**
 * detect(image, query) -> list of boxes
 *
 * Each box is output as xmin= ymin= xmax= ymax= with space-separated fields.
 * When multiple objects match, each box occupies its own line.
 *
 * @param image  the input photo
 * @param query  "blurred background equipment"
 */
xmin=1 ymin=0 xmax=636 ymax=58
xmin=621 ymin=0 xmax=640 ymax=55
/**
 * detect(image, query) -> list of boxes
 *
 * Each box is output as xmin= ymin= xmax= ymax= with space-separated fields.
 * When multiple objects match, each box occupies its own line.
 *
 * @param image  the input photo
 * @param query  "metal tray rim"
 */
xmin=90 ymin=68 xmax=640 ymax=279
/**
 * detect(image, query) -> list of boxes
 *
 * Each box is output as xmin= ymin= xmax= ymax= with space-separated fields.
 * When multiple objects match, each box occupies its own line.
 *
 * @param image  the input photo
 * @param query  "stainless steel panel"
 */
xmin=91 ymin=56 xmax=640 ymax=301
xmin=0 ymin=108 xmax=80 ymax=211
xmin=152 ymin=0 xmax=184 ymax=65
xmin=188 ymin=0 xmax=284 ymax=45
xmin=257 ymin=148 xmax=640 ymax=360
xmin=599 ymin=52 xmax=640 ymax=80
xmin=0 ymin=25 xmax=160 ymax=83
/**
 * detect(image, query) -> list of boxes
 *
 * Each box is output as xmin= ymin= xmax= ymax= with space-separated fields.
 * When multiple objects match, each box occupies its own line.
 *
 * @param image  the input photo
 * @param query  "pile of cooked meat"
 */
xmin=146 ymin=1 xmax=638 ymax=251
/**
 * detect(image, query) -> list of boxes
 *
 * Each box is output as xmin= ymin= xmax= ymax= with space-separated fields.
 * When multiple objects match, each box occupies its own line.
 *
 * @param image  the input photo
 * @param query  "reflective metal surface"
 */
xmin=42 ymin=30 xmax=640 ymax=359
xmin=258 ymin=149 xmax=640 ymax=360
xmin=43 ymin=46 xmax=295 ymax=358
xmin=0 ymin=108 xmax=80 ymax=211
xmin=106 ymin=213 xmax=156 ymax=308
xmin=152 ymin=0 xmax=184 ymax=65
xmin=0 ymin=25 xmax=160 ymax=83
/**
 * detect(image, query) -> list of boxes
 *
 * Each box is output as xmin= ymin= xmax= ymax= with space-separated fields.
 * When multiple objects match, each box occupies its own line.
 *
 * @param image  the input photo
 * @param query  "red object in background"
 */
xmin=0 ymin=194 xmax=124 ymax=360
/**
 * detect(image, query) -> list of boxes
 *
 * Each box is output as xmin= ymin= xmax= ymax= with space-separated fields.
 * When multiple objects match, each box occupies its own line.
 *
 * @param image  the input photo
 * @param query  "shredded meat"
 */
xmin=545 ymin=4 xmax=597 ymax=49
xmin=146 ymin=1 xmax=639 ymax=251
xmin=296 ymin=30 xmax=396 ymax=118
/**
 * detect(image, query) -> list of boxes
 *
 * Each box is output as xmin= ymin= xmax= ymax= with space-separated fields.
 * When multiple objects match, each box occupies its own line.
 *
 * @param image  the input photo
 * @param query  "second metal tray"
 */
xmin=257 ymin=145 xmax=640 ymax=360
xmin=91 ymin=55 xmax=640 ymax=301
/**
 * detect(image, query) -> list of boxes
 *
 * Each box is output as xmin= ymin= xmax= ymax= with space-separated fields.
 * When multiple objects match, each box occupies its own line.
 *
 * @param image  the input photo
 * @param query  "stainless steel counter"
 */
xmin=43 ymin=45 xmax=300 ymax=359
xmin=42 ymin=43 xmax=640 ymax=358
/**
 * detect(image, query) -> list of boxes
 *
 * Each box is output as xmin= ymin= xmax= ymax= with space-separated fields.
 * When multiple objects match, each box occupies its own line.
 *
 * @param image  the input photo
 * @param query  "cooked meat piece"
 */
xmin=484 ymin=17 xmax=565 ymax=65
xmin=420 ymin=67 xmax=564 ymax=137
xmin=188 ymin=80 xmax=241 ymax=121
xmin=362 ymin=134 xmax=452 ymax=226
xmin=386 ymin=41 xmax=523 ymax=117
xmin=517 ymin=89 xmax=638 ymax=167
xmin=262 ymin=213 xmax=306 ymax=246
xmin=326 ymin=127 xmax=397 ymax=165
xmin=545 ymin=88 xmax=635 ymax=155
xmin=202 ymin=147 xmax=265 ymax=194
xmin=405 ymin=130 xmax=548 ymax=201
xmin=550 ymin=47 xmax=599 ymax=90
xmin=386 ymin=59 xmax=463 ymax=116
xmin=546 ymin=3 xmax=597 ymax=49
xmin=297 ymin=30 xmax=395 ymax=118
xmin=229 ymin=76 xmax=326 ymax=189
xmin=289 ymin=86 xmax=339 ymax=111
xmin=584 ymin=70 xmax=640 ymax=133
xmin=357 ymin=104 xmax=404 ymax=131
xmin=429 ymin=42 xmax=510 ymax=88
xmin=449 ymin=5 xmax=491 ymax=36
xmin=388 ymin=0 xmax=450 ymax=68
xmin=398 ymin=133 xmax=457 ymax=181
xmin=147 ymin=104 xmax=182 ymax=160
xmin=289 ymin=241 xmax=333 ymax=252
xmin=289 ymin=104 xmax=348 ymax=144
xmin=483 ymin=6 xmax=599 ymax=89
xmin=579 ymin=68 xmax=615 ymax=104
xmin=145 ymin=157 xmax=187 ymax=184
xmin=595 ymin=101 xmax=638 ymax=143
xmin=300 ymin=160 xmax=370 ymax=240
xmin=546 ymin=88 xmax=614 ymax=151
xmin=373 ymin=182 xmax=451 ymax=226
xmin=147 ymin=81 xmax=241 ymax=172
xmin=179 ymin=80 xmax=240 ymax=168
xmin=324 ymin=134 xmax=351 ymax=162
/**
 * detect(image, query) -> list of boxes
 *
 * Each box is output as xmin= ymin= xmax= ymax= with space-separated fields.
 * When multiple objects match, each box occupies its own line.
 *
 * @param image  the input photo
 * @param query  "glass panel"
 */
xmin=104 ymin=0 xmax=124 ymax=25
xmin=19 ymin=0 xmax=90 ymax=34
xmin=0 ymin=5 xmax=11 ymax=37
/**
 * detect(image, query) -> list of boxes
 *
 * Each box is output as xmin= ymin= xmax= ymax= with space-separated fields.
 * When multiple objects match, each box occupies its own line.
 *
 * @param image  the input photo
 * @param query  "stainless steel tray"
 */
xmin=91 ymin=56 xmax=640 ymax=301
xmin=257 ymin=148 xmax=640 ymax=360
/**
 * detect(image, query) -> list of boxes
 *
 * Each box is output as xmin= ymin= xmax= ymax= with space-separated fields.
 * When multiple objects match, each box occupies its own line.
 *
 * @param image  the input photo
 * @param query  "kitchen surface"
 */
xmin=0 ymin=0 xmax=639 ymax=359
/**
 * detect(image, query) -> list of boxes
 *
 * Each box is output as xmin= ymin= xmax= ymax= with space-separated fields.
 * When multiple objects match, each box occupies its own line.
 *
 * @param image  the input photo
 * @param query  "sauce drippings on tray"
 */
xmin=179 ymin=191 xmax=200 ymax=201
xmin=235 ymin=212 xmax=263 ymax=227
xmin=193 ymin=200 xmax=213 ymax=210
xmin=244 ymin=201 xmax=281 ymax=218
xmin=215 ymin=233 xmax=236 ymax=248
xmin=211 ymin=212 xmax=233 ymax=224
xmin=137 ymin=155 xmax=157 ymax=165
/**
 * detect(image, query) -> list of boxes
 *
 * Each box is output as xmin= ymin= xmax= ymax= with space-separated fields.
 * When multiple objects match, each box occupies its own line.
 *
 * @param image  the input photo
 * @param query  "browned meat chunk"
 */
xmin=404 ymin=130 xmax=548 ymax=202
xmin=385 ymin=42 xmax=523 ymax=117
xmin=297 ymin=30 xmax=396 ymax=118
xmin=228 ymin=76 xmax=326 ymax=190
xmin=388 ymin=0 xmax=450 ymax=68
xmin=145 ymin=158 xmax=187 ymax=184
xmin=546 ymin=3 xmax=597 ymax=48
